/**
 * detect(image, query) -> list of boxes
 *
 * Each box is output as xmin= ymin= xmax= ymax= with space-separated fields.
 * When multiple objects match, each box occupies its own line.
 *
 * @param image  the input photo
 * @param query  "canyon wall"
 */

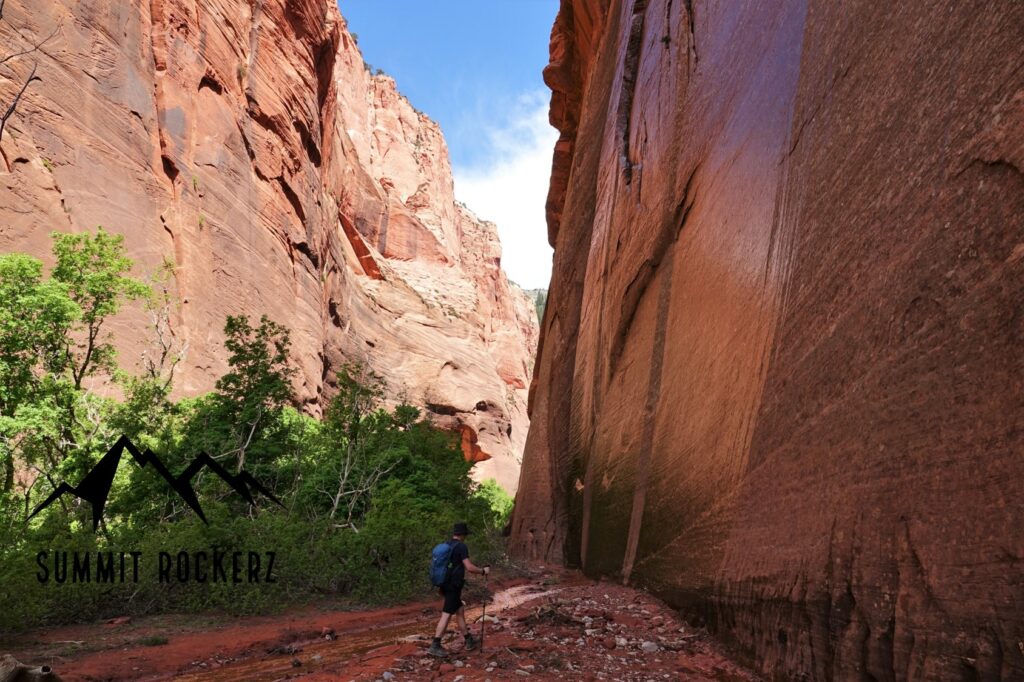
xmin=0 ymin=0 xmax=536 ymax=493
xmin=512 ymin=0 xmax=1024 ymax=679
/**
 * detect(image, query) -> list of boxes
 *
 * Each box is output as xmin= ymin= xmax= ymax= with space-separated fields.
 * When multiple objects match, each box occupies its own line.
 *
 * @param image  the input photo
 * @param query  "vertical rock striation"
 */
xmin=0 ymin=0 xmax=537 ymax=492
xmin=513 ymin=0 xmax=1024 ymax=678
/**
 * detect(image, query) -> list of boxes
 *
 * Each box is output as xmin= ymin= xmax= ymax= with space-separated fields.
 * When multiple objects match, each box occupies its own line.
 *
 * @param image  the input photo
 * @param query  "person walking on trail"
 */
xmin=429 ymin=522 xmax=490 ymax=657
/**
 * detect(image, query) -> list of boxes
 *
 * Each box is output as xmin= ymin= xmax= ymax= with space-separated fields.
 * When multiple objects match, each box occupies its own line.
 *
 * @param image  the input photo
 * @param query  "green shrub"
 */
xmin=474 ymin=478 xmax=514 ymax=527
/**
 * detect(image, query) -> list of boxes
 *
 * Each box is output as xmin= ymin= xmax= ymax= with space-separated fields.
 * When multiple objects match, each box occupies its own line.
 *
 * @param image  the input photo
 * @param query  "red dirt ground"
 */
xmin=1 ymin=570 xmax=759 ymax=680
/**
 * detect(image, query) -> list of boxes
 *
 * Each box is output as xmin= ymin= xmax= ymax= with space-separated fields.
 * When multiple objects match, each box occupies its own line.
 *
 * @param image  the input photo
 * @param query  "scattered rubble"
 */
xmin=381 ymin=582 xmax=760 ymax=680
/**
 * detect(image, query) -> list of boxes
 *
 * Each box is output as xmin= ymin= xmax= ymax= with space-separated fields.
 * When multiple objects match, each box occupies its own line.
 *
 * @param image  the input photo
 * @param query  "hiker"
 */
xmin=429 ymin=521 xmax=490 ymax=657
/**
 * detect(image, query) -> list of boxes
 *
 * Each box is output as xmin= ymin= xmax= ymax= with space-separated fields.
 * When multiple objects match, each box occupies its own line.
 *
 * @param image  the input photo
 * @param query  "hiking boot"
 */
xmin=428 ymin=641 xmax=448 ymax=657
xmin=464 ymin=633 xmax=479 ymax=651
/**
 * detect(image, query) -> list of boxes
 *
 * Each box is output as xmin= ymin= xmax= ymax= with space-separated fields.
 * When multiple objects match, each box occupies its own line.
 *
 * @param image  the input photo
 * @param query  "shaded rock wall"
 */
xmin=512 ymin=0 xmax=1024 ymax=678
xmin=0 ymin=0 xmax=536 ymax=492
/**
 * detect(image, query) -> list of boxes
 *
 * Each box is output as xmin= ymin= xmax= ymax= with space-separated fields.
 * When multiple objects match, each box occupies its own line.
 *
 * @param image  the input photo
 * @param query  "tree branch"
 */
xmin=215 ymin=407 xmax=262 ymax=470
xmin=72 ymin=318 xmax=102 ymax=390
xmin=0 ymin=20 xmax=58 ymax=144
xmin=22 ymin=474 xmax=39 ymax=520
xmin=0 ymin=26 xmax=59 ymax=67
xmin=0 ymin=61 xmax=39 ymax=143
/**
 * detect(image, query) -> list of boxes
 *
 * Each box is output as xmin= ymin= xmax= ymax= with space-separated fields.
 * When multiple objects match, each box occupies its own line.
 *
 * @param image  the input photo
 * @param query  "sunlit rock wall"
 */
xmin=512 ymin=0 xmax=1024 ymax=678
xmin=0 ymin=0 xmax=537 ymax=493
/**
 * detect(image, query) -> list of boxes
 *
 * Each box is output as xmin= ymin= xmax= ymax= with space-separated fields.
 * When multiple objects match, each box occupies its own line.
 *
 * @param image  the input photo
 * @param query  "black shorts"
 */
xmin=440 ymin=584 xmax=464 ymax=614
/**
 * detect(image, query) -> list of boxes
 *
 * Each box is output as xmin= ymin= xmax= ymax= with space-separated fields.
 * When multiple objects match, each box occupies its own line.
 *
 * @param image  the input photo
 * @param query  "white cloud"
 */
xmin=453 ymin=92 xmax=558 ymax=290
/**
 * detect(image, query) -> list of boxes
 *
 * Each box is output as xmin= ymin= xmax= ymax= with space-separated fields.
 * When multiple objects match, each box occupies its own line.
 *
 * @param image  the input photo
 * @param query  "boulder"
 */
xmin=0 ymin=656 xmax=63 ymax=682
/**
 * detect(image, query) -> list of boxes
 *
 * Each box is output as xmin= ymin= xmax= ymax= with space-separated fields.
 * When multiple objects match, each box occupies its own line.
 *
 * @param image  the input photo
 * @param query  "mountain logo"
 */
xmin=28 ymin=435 xmax=284 ymax=530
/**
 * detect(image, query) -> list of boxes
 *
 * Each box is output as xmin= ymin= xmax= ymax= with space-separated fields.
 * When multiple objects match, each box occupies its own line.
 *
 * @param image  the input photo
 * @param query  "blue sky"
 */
xmin=337 ymin=0 xmax=559 ymax=289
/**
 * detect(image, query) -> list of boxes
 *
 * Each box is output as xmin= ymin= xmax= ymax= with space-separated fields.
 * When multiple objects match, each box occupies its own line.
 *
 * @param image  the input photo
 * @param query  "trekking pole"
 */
xmin=480 ymin=569 xmax=488 ymax=653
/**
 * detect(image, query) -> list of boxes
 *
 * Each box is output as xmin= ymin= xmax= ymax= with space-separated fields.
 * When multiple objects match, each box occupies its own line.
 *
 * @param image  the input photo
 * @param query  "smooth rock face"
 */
xmin=0 ymin=0 xmax=536 ymax=492
xmin=513 ymin=0 xmax=1024 ymax=678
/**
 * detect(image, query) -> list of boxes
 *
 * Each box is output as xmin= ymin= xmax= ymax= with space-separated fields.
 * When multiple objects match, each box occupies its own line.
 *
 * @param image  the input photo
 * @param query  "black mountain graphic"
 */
xmin=28 ymin=435 xmax=284 ymax=530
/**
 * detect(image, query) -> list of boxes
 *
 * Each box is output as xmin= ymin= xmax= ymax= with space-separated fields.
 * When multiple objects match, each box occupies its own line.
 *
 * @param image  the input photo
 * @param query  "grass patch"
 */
xmin=138 ymin=635 xmax=169 ymax=647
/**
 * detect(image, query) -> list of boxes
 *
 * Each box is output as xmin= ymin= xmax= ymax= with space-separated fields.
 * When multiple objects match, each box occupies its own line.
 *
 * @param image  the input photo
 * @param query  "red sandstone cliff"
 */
xmin=0 ymin=0 xmax=536 ymax=493
xmin=513 ymin=0 xmax=1024 ymax=679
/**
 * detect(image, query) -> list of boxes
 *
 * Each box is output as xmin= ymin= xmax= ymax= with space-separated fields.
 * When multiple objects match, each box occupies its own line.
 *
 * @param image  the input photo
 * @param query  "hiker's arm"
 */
xmin=463 ymin=558 xmax=490 ymax=575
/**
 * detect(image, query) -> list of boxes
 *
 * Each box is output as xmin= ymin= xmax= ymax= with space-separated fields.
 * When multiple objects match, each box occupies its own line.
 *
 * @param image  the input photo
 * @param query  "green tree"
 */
xmin=0 ymin=255 xmax=73 ymax=491
xmin=50 ymin=229 xmax=150 ymax=389
xmin=108 ymin=258 xmax=184 ymax=448
xmin=0 ymin=230 xmax=148 ymax=493
xmin=316 ymin=363 xmax=398 ymax=525
xmin=214 ymin=314 xmax=295 ymax=472
xmin=534 ymin=290 xmax=547 ymax=320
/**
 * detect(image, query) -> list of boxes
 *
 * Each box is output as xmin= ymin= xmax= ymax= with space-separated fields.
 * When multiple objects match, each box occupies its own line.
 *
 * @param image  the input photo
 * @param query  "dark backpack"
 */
xmin=430 ymin=540 xmax=454 ymax=587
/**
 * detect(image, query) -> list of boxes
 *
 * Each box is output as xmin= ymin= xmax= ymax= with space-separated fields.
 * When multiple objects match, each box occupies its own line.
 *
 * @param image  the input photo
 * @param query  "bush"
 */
xmin=474 ymin=478 xmax=514 ymax=527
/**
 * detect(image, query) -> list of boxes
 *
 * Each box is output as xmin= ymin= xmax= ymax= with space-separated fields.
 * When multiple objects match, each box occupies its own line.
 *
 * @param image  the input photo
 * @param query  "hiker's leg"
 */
xmin=456 ymin=605 xmax=469 ymax=636
xmin=434 ymin=611 xmax=452 ymax=639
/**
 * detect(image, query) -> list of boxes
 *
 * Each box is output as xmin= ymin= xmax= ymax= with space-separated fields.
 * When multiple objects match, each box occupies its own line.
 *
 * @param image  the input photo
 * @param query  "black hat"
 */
xmin=452 ymin=522 xmax=471 ymax=536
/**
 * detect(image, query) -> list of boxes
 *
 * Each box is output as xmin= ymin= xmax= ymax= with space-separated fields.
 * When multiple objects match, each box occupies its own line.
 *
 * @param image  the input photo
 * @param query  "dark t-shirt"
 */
xmin=446 ymin=540 xmax=469 ymax=588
